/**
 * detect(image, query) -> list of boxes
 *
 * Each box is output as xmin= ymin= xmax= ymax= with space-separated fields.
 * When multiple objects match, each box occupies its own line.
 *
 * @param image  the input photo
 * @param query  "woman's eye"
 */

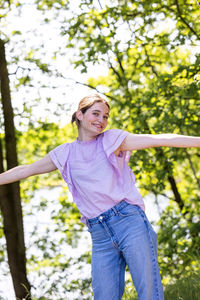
xmin=92 ymin=113 xmax=108 ymax=119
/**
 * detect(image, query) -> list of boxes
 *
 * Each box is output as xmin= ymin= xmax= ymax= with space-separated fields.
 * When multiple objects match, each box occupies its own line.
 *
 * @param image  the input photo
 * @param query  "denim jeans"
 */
xmin=87 ymin=201 xmax=164 ymax=300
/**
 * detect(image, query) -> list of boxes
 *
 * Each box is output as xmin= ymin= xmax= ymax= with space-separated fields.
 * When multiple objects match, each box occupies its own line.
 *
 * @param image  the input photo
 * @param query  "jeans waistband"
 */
xmin=87 ymin=200 xmax=129 ymax=227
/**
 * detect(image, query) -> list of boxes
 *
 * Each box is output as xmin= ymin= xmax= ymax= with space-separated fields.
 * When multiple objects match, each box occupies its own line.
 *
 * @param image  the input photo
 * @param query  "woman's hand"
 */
xmin=0 ymin=154 xmax=57 ymax=185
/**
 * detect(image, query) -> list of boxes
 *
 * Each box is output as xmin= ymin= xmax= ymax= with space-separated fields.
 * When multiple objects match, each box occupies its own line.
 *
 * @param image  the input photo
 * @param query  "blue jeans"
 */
xmin=87 ymin=201 xmax=164 ymax=300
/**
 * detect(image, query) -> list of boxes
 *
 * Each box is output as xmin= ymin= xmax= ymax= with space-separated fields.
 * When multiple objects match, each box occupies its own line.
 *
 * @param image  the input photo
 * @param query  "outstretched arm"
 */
xmin=119 ymin=133 xmax=200 ymax=151
xmin=0 ymin=154 xmax=57 ymax=185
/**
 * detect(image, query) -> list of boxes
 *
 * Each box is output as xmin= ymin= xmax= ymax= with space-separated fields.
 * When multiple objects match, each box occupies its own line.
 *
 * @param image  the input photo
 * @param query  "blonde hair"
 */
xmin=71 ymin=94 xmax=110 ymax=127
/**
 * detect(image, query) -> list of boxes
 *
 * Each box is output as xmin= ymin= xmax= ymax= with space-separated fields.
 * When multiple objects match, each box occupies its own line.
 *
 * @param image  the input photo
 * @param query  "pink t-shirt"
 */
xmin=49 ymin=129 xmax=145 ymax=223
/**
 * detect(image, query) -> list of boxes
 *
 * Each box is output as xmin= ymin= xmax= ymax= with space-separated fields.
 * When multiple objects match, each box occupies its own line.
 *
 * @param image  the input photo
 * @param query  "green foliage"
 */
xmin=158 ymin=200 xmax=200 ymax=278
xmin=122 ymin=276 xmax=138 ymax=299
xmin=122 ymin=271 xmax=200 ymax=300
xmin=64 ymin=0 xmax=200 ymax=284
xmin=164 ymin=271 xmax=200 ymax=300
xmin=35 ymin=0 xmax=69 ymax=10
xmin=18 ymin=122 xmax=77 ymax=196
xmin=24 ymin=185 xmax=91 ymax=299
xmin=52 ymin=188 xmax=84 ymax=247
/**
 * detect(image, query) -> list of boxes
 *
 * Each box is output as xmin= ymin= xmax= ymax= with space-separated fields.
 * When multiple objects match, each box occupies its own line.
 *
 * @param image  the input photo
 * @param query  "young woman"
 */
xmin=0 ymin=94 xmax=200 ymax=300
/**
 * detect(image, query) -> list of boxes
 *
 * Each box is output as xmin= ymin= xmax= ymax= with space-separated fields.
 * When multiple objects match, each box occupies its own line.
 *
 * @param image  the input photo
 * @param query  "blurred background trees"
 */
xmin=64 ymin=0 xmax=200 ymax=282
xmin=0 ymin=0 xmax=199 ymax=299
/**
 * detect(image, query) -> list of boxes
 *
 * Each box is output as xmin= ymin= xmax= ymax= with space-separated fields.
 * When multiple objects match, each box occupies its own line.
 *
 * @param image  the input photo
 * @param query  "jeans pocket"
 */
xmin=118 ymin=204 xmax=140 ymax=217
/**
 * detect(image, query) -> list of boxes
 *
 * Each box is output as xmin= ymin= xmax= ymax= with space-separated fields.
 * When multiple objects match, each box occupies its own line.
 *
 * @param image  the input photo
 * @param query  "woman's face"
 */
xmin=77 ymin=102 xmax=110 ymax=135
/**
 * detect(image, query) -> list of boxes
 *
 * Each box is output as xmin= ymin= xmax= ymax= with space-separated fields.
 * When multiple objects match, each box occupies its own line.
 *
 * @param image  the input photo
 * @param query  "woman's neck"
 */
xmin=77 ymin=129 xmax=98 ymax=142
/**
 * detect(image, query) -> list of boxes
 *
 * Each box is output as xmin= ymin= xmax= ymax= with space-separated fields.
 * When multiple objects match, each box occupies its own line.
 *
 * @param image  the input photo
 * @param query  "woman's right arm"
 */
xmin=0 ymin=154 xmax=57 ymax=185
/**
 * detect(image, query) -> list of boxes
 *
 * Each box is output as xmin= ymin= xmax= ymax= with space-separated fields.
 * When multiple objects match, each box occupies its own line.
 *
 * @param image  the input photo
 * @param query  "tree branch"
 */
xmin=108 ymin=60 xmax=123 ymax=83
xmin=168 ymin=175 xmax=185 ymax=211
xmin=64 ymin=76 xmax=119 ymax=102
xmin=116 ymin=52 xmax=125 ymax=75
xmin=174 ymin=0 xmax=200 ymax=40
xmin=179 ymin=128 xmax=200 ymax=189
xmin=144 ymin=45 xmax=159 ymax=77
xmin=97 ymin=0 xmax=103 ymax=9
xmin=8 ymin=65 xmax=32 ymax=76
xmin=183 ymin=149 xmax=200 ymax=189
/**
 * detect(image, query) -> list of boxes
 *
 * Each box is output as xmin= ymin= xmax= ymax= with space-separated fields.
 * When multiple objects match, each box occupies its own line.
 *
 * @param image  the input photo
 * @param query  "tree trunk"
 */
xmin=0 ymin=39 xmax=31 ymax=299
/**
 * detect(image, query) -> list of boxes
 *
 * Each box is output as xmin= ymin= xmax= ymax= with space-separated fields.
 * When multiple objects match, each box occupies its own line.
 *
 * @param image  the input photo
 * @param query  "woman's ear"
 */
xmin=76 ymin=110 xmax=83 ymax=122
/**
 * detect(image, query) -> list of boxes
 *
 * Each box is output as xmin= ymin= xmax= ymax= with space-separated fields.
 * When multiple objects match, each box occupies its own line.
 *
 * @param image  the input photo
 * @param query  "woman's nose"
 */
xmin=97 ymin=115 xmax=104 ymax=123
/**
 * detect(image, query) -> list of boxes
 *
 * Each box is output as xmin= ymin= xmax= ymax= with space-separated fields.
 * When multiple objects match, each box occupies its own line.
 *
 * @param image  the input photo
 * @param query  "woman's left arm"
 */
xmin=119 ymin=133 xmax=200 ymax=151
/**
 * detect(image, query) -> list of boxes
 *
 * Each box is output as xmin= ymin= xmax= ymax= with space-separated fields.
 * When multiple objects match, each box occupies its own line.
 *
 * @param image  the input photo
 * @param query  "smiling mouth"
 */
xmin=92 ymin=124 xmax=103 ymax=129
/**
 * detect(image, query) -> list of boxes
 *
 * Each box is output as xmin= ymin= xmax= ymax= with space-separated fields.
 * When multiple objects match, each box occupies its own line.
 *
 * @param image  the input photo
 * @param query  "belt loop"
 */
xmin=112 ymin=206 xmax=118 ymax=215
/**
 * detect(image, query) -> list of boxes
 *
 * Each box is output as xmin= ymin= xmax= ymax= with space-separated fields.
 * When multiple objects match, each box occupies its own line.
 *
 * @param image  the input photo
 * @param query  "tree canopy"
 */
xmin=63 ymin=0 xmax=200 ymax=281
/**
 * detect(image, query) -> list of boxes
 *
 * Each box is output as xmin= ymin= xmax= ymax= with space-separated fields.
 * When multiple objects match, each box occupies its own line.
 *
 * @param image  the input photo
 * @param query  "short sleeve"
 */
xmin=102 ymin=129 xmax=129 ymax=157
xmin=102 ymin=129 xmax=131 ymax=175
xmin=49 ymin=143 xmax=69 ymax=175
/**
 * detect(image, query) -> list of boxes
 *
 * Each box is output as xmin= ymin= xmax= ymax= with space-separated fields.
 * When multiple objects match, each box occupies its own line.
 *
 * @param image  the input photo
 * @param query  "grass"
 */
xmin=164 ymin=272 xmax=200 ymax=300
xmin=122 ymin=272 xmax=200 ymax=300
